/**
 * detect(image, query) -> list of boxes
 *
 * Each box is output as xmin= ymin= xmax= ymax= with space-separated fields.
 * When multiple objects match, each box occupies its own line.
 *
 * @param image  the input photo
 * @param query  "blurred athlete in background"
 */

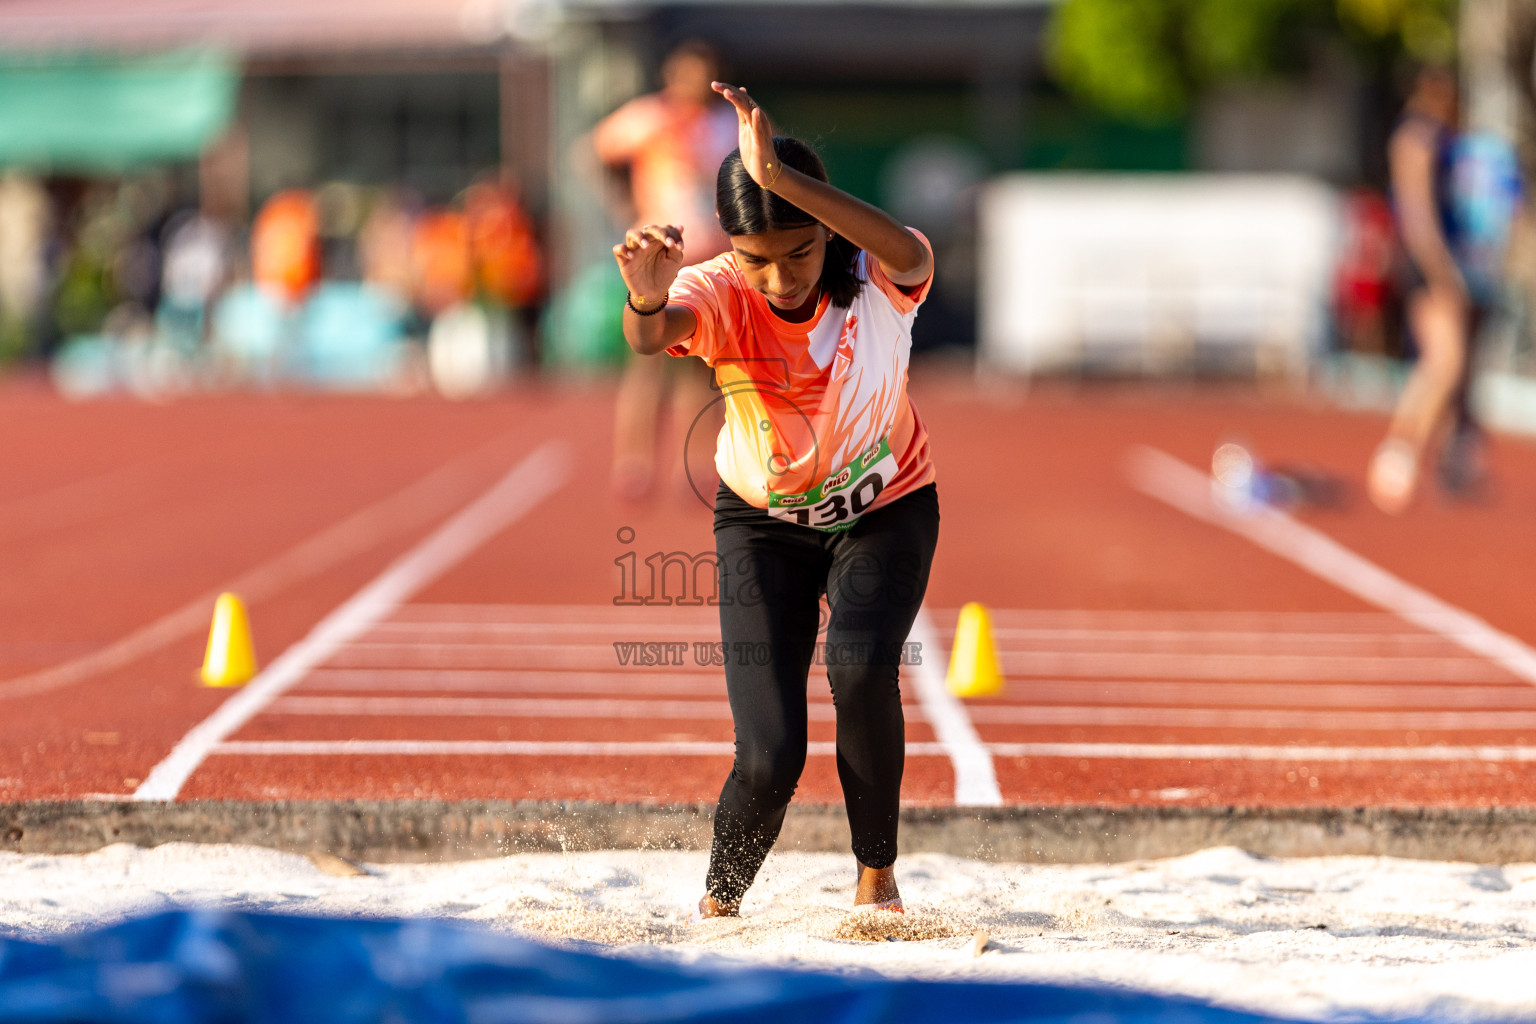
xmin=1369 ymin=65 xmax=1521 ymax=513
xmin=593 ymin=40 xmax=737 ymax=502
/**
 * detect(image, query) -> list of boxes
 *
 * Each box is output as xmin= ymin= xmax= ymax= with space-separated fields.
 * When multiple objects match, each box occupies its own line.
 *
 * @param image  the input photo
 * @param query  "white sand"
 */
xmin=2 ymin=843 xmax=1534 ymax=1022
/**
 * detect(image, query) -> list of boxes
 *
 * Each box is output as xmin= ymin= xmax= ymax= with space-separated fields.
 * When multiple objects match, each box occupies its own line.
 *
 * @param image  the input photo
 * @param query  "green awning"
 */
xmin=0 ymin=50 xmax=237 ymax=172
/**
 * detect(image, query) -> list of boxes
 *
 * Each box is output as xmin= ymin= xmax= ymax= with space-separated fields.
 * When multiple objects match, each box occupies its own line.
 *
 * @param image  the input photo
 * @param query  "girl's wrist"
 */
xmin=762 ymin=159 xmax=784 ymax=190
xmin=627 ymin=292 xmax=668 ymax=316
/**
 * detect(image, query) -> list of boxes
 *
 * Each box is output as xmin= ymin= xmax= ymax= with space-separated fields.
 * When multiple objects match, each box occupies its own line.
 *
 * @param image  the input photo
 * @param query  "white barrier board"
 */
xmin=979 ymin=174 xmax=1340 ymax=377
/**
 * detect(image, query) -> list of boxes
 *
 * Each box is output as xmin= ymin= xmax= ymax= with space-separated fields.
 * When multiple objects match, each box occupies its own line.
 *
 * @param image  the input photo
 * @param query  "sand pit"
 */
xmin=3 ymin=843 xmax=1534 ymax=1021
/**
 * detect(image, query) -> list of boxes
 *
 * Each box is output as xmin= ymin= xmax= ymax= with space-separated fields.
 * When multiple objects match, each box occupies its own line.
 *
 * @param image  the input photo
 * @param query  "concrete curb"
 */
xmin=5 ymin=802 xmax=1536 ymax=863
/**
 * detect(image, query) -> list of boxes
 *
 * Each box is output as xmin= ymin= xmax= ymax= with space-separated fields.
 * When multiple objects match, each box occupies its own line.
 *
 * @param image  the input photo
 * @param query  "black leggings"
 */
xmin=706 ymin=480 xmax=939 ymax=906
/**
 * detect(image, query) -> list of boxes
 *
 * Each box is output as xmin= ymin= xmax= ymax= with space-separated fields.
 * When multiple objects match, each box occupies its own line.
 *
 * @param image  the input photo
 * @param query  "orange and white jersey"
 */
xmin=667 ymin=232 xmax=936 ymax=526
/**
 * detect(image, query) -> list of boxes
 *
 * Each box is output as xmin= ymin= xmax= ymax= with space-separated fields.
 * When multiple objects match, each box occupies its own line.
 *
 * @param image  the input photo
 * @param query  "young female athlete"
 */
xmin=613 ymin=82 xmax=939 ymax=919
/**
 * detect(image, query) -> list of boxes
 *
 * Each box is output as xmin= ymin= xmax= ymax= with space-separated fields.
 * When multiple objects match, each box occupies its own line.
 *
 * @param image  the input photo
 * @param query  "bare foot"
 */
xmin=692 ymin=893 xmax=739 ymax=921
xmin=853 ymin=861 xmax=901 ymax=910
xmin=1369 ymin=439 xmax=1418 ymax=514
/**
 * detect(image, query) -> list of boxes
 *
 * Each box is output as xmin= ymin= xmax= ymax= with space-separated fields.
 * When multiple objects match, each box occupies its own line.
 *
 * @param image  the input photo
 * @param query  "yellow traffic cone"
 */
xmin=945 ymin=602 xmax=1003 ymax=698
xmin=201 ymin=592 xmax=257 ymax=687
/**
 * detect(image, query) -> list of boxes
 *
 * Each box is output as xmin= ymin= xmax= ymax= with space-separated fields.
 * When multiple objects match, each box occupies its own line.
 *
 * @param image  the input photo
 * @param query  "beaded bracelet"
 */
xmin=626 ymin=293 xmax=668 ymax=316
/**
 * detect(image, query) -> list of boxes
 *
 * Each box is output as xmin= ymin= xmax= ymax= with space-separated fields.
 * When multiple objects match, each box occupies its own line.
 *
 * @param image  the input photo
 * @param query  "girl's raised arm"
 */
xmin=713 ymin=82 xmax=932 ymax=287
xmin=613 ymin=224 xmax=700 ymax=355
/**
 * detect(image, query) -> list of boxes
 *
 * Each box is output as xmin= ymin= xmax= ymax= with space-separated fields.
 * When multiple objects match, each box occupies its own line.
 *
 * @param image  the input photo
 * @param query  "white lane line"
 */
xmin=302 ymin=669 xmax=729 ymax=695
xmin=338 ymin=642 xmax=709 ymax=657
xmin=987 ymin=742 xmax=1536 ymax=762
xmin=908 ymin=607 xmax=1002 ymax=806
xmin=336 ymin=642 xmax=1492 ymax=677
xmin=360 ymin=619 xmax=1467 ymax=648
xmin=321 ymin=644 xmax=1504 ymax=680
xmin=997 ymin=651 xmax=1507 ymax=683
xmin=964 ymin=705 xmax=1536 ymax=731
xmin=209 ymin=738 xmax=1536 ymax=763
xmin=322 ymin=645 xmax=668 ymax=670
xmin=364 ymin=622 xmax=721 ymax=636
xmin=977 ymin=680 xmax=1536 ymax=709
xmin=214 ymin=740 xmax=953 ymax=757
xmin=267 ymin=695 xmax=857 ymax=722
xmin=938 ymin=609 xmax=1417 ymax=629
xmin=389 ymin=604 xmax=1450 ymax=633
xmin=981 ymin=627 xmax=1461 ymax=647
xmin=1127 ymin=446 xmax=1536 ymax=688
xmin=424 ymin=605 xmax=1415 ymax=625
xmin=0 ymin=432 xmax=527 ymax=701
xmin=343 ymin=642 xmax=641 ymax=651
xmin=266 ymin=695 xmax=1533 ymax=730
xmin=133 ymin=442 xmax=571 ymax=801
xmin=390 ymin=604 xmax=720 ymax=624
xmin=270 ymin=694 xmax=1536 ymax=730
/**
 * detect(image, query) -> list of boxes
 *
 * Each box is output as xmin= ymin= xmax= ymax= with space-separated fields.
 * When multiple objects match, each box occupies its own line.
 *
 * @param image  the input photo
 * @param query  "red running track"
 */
xmin=4 ymin=371 xmax=1536 ymax=808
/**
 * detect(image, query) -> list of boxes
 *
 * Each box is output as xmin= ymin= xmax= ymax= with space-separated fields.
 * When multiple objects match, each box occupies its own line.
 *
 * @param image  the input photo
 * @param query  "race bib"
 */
xmin=767 ymin=437 xmax=898 ymax=532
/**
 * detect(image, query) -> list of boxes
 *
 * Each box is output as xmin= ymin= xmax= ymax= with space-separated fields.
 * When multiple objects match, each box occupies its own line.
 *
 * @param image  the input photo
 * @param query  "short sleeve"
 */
xmin=665 ymin=261 xmax=727 ymax=363
xmin=864 ymin=228 xmax=934 ymax=315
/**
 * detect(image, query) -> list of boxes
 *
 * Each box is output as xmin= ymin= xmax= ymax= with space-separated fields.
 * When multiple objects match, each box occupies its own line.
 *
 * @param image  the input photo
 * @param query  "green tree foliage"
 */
xmin=1048 ymin=0 xmax=1457 ymax=122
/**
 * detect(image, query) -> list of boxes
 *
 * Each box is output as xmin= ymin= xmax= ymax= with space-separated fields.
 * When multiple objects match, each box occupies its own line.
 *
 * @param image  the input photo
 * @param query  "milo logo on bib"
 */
xmin=767 ymin=436 xmax=899 ymax=532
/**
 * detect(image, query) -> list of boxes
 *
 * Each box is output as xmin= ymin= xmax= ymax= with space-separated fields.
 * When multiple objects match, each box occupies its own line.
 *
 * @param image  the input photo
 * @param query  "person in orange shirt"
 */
xmin=251 ymin=190 xmax=320 ymax=307
xmin=593 ymin=40 xmax=736 ymax=501
xmin=614 ymin=83 xmax=938 ymax=919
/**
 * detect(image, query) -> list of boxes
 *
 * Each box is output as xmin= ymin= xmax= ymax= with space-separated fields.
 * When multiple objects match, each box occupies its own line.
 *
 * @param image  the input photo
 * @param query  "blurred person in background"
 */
xmin=360 ymin=189 xmax=418 ymax=307
xmin=1331 ymin=189 xmax=1397 ymax=357
xmin=50 ymin=181 xmax=125 ymax=349
xmin=407 ymin=180 xmax=544 ymax=397
xmin=465 ymin=176 xmax=544 ymax=321
xmin=251 ymin=189 xmax=321 ymax=310
xmin=0 ymin=173 xmax=51 ymax=361
xmin=463 ymin=176 xmax=546 ymax=375
xmin=591 ymin=39 xmax=736 ymax=502
xmin=215 ymin=188 xmax=320 ymax=383
xmin=410 ymin=206 xmax=473 ymax=321
xmin=158 ymin=207 xmax=231 ymax=352
xmin=45 ymin=174 xmax=206 ymax=397
xmin=114 ymin=174 xmax=180 ymax=324
xmin=314 ymin=181 xmax=371 ymax=282
xmin=1369 ymin=66 xmax=1521 ymax=513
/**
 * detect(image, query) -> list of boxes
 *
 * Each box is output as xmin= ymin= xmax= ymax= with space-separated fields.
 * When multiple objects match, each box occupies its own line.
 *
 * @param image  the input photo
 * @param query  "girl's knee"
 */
xmin=732 ymin=747 xmax=804 ymax=803
xmin=828 ymin=661 xmax=903 ymax=710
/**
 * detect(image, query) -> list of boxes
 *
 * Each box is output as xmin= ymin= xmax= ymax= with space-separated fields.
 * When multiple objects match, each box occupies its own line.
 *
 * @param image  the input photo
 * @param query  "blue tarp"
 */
xmin=0 ymin=910 xmax=1320 ymax=1024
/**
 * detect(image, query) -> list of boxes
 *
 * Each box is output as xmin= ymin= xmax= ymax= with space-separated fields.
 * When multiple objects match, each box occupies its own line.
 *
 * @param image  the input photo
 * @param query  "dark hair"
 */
xmin=663 ymin=38 xmax=721 ymax=70
xmin=1396 ymin=61 xmax=1457 ymax=107
xmin=715 ymin=137 xmax=862 ymax=308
